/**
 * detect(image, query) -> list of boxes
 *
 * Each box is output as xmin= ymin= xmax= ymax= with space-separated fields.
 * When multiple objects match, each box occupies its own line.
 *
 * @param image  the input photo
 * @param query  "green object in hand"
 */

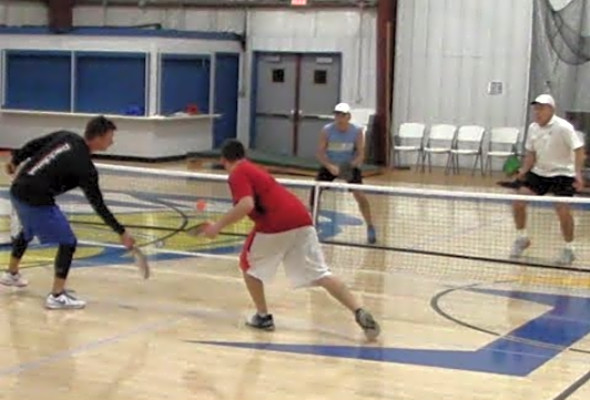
xmin=503 ymin=155 xmax=521 ymax=176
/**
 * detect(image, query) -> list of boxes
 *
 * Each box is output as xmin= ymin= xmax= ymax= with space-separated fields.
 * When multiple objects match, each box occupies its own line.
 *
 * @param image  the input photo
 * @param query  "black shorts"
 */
xmin=316 ymin=166 xmax=363 ymax=184
xmin=522 ymin=172 xmax=575 ymax=197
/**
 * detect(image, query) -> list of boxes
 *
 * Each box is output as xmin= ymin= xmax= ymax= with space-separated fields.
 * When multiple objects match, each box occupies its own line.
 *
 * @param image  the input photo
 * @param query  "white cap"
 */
xmin=334 ymin=102 xmax=351 ymax=114
xmin=531 ymin=94 xmax=556 ymax=108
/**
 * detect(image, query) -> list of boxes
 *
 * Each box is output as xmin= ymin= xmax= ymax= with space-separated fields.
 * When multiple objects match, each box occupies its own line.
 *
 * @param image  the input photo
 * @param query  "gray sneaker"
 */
xmin=355 ymin=308 xmax=380 ymax=341
xmin=510 ymin=237 xmax=531 ymax=259
xmin=557 ymin=248 xmax=575 ymax=266
xmin=0 ymin=271 xmax=28 ymax=287
xmin=45 ymin=291 xmax=86 ymax=310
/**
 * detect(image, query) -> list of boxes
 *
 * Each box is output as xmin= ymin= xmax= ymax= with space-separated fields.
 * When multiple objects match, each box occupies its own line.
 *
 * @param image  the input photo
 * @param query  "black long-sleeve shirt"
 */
xmin=10 ymin=130 xmax=125 ymax=235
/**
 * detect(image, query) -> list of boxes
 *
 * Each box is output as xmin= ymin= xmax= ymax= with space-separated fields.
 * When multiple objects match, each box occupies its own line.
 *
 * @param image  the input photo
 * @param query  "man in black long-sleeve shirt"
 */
xmin=0 ymin=116 xmax=135 ymax=309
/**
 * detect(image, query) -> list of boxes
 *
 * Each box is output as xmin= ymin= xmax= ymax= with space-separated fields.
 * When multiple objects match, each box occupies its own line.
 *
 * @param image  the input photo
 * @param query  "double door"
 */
xmin=253 ymin=52 xmax=341 ymax=158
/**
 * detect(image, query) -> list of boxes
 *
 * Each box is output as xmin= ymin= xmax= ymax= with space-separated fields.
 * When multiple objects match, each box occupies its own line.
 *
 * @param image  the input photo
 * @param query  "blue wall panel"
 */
xmin=160 ymin=54 xmax=210 ymax=115
xmin=75 ymin=52 xmax=146 ymax=114
xmin=5 ymin=50 xmax=71 ymax=111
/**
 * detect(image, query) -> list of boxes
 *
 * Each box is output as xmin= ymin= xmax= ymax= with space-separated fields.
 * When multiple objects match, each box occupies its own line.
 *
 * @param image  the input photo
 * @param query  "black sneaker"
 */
xmin=355 ymin=308 xmax=380 ymax=340
xmin=246 ymin=313 xmax=275 ymax=331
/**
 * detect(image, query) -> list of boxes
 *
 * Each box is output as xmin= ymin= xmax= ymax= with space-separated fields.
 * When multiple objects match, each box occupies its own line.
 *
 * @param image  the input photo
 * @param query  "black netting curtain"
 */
xmin=529 ymin=0 xmax=590 ymax=139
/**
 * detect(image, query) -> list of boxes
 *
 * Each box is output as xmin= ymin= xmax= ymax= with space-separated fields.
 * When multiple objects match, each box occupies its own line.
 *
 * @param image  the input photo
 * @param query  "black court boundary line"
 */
xmin=430 ymin=282 xmax=590 ymax=356
xmin=553 ymin=370 xmax=590 ymax=400
xmin=324 ymin=239 xmax=590 ymax=274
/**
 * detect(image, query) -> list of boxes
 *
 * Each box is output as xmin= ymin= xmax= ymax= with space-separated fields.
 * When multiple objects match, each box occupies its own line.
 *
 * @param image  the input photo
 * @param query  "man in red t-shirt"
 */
xmin=201 ymin=139 xmax=380 ymax=340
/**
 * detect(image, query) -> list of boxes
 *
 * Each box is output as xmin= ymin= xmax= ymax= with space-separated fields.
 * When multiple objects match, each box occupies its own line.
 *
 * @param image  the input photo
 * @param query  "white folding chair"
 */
xmin=449 ymin=125 xmax=486 ymax=175
xmin=392 ymin=122 xmax=425 ymax=169
xmin=420 ymin=124 xmax=457 ymax=174
xmin=485 ymin=127 xmax=520 ymax=175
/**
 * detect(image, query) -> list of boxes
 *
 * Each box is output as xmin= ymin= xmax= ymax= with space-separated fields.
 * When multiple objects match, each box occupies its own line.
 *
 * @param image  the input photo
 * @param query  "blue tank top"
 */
xmin=324 ymin=122 xmax=360 ymax=164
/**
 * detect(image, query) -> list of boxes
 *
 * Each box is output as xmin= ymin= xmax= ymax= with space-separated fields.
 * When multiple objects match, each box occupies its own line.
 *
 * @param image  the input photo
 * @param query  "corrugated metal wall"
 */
xmin=392 ymin=0 xmax=533 ymax=138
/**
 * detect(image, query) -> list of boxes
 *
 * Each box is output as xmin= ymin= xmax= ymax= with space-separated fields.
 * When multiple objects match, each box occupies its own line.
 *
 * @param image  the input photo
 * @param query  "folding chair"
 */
xmin=392 ymin=122 xmax=425 ymax=169
xmin=485 ymin=127 xmax=520 ymax=175
xmin=420 ymin=124 xmax=457 ymax=174
xmin=449 ymin=125 xmax=485 ymax=175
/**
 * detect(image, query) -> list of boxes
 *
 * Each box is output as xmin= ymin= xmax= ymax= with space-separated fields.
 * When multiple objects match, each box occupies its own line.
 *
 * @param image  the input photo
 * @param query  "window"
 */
xmin=272 ymin=68 xmax=284 ymax=83
xmin=314 ymin=69 xmax=327 ymax=85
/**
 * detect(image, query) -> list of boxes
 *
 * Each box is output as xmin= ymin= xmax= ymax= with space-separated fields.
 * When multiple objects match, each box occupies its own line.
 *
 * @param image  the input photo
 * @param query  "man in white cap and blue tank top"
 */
xmin=310 ymin=102 xmax=376 ymax=244
xmin=511 ymin=94 xmax=585 ymax=265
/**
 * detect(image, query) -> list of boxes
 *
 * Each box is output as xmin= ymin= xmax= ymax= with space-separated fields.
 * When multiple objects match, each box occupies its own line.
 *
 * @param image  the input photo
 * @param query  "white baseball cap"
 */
xmin=334 ymin=102 xmax=351 ymax=114
xmin=531 ymin=94 xmax=556 ymax=108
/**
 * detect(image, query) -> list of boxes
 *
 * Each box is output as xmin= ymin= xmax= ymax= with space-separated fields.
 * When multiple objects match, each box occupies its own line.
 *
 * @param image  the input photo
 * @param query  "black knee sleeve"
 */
xmin=55 ymin=243 xmax=76 ymax=280
xmin=11 ymin=231 xmax=29 ymax=259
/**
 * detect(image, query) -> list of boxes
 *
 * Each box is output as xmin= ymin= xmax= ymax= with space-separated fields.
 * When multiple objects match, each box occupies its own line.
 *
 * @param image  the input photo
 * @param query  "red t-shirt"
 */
xmin=228 ymin=160 xmax=312 ymax=233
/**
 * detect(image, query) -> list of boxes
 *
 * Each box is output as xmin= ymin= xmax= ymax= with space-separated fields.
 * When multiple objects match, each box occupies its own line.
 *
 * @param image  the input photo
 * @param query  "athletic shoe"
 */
xmin=45 ymin=291 xmax=86 ymax=310
xmin=510 ymin=237 xmax=531 ymax=258
xmin=355 ymin=308 xmax=380 ymax=340
xmin=0 ymin=271 xmax=28 ymax=287
xmin=246 ymin=313 xmax=275 ymax=331
xmin=557 ymin=248 xmax=575 ymax=266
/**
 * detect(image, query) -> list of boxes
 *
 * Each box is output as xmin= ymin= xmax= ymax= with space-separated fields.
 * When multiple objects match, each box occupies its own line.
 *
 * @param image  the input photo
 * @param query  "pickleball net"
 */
xmin=2 ymin=162 xmax=589 ymax=287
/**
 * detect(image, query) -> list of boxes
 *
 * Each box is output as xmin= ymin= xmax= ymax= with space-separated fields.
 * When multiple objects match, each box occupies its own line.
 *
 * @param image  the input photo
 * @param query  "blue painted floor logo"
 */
xmin=193 ymin=288 xmax=590 ymax=377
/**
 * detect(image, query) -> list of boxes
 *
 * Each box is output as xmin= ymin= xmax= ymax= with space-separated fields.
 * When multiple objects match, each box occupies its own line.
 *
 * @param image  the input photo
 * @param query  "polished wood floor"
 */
xmin=0 ymin=159 xmax=589 ymax=400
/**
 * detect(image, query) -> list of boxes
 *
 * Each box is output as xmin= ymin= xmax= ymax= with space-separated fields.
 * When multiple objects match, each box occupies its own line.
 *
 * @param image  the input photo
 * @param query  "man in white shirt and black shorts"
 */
xmin=511 ymin=94 xmax=585 ymax=265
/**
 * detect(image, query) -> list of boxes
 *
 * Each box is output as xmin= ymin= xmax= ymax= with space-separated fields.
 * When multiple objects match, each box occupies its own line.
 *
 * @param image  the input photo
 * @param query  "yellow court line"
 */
xmin=502 ymin=274 xmax=590 ymax=289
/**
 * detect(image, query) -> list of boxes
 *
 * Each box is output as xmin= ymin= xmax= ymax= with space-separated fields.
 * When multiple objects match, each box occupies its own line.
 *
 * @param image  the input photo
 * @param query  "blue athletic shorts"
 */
xmin=11 ymin=196 xmax=77 ymax=245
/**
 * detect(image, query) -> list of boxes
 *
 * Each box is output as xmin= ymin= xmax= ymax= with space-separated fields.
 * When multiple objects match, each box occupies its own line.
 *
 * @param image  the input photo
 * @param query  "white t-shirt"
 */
xmin=525 ymin=115 xmax=584 ymax=177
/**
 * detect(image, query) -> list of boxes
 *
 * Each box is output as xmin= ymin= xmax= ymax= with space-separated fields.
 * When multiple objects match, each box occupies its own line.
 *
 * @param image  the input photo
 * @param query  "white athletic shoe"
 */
xmin=0 ymin=271 xmax=28 ymax=287
xmin=45 ymin=291 xmax=86 ymax=310
xmin=557 ymin=248 xmax=575 ymax=266
xmin=510 ymin=237 xmax=531 ymax=259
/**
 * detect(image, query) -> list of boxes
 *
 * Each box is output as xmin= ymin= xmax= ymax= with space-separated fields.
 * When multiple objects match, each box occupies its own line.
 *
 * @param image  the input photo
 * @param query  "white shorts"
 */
xmin=240 ymin=226 xmax=332 ymax=288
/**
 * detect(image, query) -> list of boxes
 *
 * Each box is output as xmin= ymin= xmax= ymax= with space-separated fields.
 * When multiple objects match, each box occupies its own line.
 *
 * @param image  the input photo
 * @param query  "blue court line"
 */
xmin=0 ymin=316 xmax=180 ymax=377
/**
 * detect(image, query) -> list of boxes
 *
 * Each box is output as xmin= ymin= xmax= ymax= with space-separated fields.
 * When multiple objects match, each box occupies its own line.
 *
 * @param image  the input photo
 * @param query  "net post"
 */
xmin=312 ymin=181 xmax=321 ymax=226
